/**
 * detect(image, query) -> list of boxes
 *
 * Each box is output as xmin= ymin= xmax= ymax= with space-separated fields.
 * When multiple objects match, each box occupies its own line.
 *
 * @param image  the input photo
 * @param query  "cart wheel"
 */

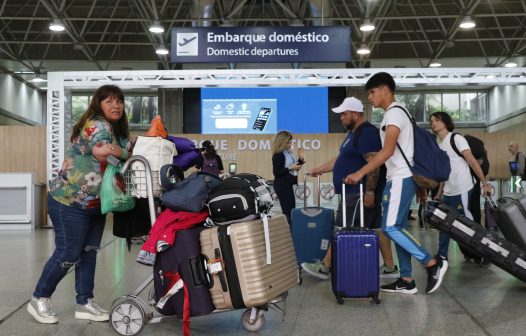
xmin=242 ymin=309 xmax=265 ymax=332
xmin=110 ymin=297 xmax=147 ymax=335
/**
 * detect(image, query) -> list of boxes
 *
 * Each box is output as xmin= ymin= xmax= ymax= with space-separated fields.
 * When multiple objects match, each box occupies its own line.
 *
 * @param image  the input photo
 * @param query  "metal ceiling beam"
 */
xmin=50 ymin=68 xmax=526 ymax=90
xmin=3 ymin=12 xmax=526 ymax=22
xmin=39 ymin=0 xmax=104 ymax=70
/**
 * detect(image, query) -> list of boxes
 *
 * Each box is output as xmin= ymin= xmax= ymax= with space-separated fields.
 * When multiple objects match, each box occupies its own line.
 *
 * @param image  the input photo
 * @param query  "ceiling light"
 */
xmin=31 ymin=75 xmax=46 ymax=83
xmin=149 ymin=21 xmax=164 ymax=34
xmin=360 ymin=19 xmax=375 ymax=32
xmin=459 ymin=16 xmax=476 ymax=29
xmin=505 ymin=62 xmax=518 ymax=68
xmin=155 ymin=45 xmax=169 ymax=55
xmin=356 ymin=44 xmax=371 ymax=55
xmin=49 ymin=19 xmax=65 ymax=32
xmin=429 ymin=62 xmax=442 ymax=68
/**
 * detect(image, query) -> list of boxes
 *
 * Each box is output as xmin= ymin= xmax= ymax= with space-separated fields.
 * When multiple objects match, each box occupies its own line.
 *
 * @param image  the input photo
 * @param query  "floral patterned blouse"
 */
xmin=49 ymin=117 xmax=130 ymax=209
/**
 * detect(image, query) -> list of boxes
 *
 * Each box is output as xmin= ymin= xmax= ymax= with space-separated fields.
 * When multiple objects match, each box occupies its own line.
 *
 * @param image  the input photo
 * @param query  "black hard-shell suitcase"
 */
xmin=496 ymin=193 xmax=526 ymax=250
xmin=425 ymin=201 xmax=526 ymax=282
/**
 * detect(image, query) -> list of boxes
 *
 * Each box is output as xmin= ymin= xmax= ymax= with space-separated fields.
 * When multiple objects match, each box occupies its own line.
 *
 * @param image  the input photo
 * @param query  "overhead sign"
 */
xmin=170 ymin=26 xmax=351 ymax=63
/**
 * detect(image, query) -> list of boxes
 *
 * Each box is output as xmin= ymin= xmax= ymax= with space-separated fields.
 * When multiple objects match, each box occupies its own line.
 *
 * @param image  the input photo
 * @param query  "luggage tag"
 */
xmin=207 ymin=257 xmax=223 ymax=274
xmin=156 ymin=276 xmax=184 ymax=309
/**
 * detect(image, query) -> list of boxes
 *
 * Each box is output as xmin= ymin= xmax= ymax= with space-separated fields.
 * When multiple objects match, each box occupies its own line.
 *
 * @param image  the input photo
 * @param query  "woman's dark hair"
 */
xmin=70 ymin=85 xmax=129 ymax=142
xmin=201 ymin=140 xmax=217 ymax=159
xmin=429 ymin=111 xmax=455 ymax=132
xmin=365 ymin=72 xmax=396 ymax=93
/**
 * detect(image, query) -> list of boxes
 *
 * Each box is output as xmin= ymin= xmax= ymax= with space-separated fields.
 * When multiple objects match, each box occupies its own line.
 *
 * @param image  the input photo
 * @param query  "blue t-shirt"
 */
xmin=333 ymin=122 xmax=384 ymax=194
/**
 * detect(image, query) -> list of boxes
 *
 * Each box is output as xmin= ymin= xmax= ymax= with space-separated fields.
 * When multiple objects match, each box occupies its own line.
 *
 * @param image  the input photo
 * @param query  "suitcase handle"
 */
xmin=189 ymin=256 xmax=209 ymax=288
xmin=303 ymin=173 xmax=321 ymax=209
xmin=340 ymin=182 xmax=364 ymax=228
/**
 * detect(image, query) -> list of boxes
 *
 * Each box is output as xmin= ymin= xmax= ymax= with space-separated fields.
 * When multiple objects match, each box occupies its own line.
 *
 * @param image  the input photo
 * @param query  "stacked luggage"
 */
xmin=424 ymin=199 xmax=526 ymax=282
xmin=121 ymin=171 xmax=299 ymax=335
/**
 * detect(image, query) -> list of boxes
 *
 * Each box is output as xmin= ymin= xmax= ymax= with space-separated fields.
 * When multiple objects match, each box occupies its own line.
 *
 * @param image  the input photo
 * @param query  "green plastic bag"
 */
xmin=100 ymin=162 xmax=135 ymax=214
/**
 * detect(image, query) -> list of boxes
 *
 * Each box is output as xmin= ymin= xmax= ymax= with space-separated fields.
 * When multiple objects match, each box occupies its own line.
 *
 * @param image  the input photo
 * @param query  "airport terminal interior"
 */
xmin=1 ymin=1 xmax=526 ymax=335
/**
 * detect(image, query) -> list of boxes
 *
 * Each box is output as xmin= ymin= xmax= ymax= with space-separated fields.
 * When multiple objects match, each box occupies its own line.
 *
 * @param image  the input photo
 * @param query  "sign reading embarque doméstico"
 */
xmin=170 ymin=26 xmax=351 ymax=63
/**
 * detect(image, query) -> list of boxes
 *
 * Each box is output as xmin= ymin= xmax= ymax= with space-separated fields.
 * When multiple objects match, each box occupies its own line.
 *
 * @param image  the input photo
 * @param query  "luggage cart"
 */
xmin=109 ymin=155 xmax=288 ymax=335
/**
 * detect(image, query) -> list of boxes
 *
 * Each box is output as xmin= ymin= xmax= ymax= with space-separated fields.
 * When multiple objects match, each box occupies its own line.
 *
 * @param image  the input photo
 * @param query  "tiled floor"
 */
xmin=1 ymin=218 xmax=525 ymax=336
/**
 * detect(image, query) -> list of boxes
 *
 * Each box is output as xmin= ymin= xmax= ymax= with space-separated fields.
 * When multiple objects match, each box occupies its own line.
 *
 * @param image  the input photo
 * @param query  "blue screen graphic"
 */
xmin=201 ymin=87 xmax=328 ymax=134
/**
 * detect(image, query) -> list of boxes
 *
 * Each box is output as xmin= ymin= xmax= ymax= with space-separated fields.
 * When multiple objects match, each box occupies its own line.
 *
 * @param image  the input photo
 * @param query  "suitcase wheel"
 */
xmin=242 ymin=308 xmax=265 ymax=332
xmin=371 ymin=294 xmax=381 ymax=305
xmin=335 ymin=294 xmax=344 ymax=305
xmin=110 ymin=296 xmax=148 ymax=336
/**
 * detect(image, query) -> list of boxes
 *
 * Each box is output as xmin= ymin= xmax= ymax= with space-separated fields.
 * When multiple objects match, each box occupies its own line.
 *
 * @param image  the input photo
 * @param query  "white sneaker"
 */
xmin=74 ymin=298 xmax=109 ymax=322
xmin=27 ymin=297 xmax=58 ymax=324
xmin=301 ymin=261 xmax=330 ymax=280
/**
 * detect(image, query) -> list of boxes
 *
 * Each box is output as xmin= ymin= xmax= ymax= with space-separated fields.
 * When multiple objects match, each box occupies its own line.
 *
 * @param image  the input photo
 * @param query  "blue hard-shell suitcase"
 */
xmin=291 ymin=174 xmax=334 ymax=266
xmin=331 ymin=183 xmax=381 ymax=304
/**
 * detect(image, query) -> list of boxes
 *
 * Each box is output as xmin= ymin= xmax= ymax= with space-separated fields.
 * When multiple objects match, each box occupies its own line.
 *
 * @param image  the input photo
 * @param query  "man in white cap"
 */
xmin=301 ymin=97 xmax=397 ymax=280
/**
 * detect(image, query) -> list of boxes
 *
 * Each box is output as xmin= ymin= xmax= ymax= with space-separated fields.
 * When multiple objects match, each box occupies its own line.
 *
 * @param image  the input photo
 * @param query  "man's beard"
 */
xmin=343 ymin=119 xmax=355 ymax=132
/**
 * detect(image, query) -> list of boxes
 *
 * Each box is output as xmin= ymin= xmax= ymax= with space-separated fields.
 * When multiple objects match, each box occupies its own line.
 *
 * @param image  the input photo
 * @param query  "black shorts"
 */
xmin=335 ymin=192 xmax=382 ymax=229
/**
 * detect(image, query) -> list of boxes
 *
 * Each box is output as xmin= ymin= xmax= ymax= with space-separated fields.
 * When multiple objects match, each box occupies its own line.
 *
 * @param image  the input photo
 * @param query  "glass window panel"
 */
xmin=72 ymin=96 xmax=89 ymax=124
xmin=442 ymin=93 xmax=460 ymax=121
xmin=371 ymin=107 xmax=384 ymax=123
xmin=426 ymin=94 xmax=442 ymax=119
xmin=459 ymin=93 xmax=479 ymax=122
xmin=395 ymin=93 xmax=426 ymax=122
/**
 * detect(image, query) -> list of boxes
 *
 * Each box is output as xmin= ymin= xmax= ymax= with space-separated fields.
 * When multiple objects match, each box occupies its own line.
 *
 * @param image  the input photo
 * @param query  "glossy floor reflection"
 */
xmin=0 ymin=218 xmax=525 ymax=336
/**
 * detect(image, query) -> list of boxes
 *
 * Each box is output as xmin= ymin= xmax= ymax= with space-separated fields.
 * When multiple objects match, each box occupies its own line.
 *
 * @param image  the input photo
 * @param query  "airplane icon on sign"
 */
xmin=176 ymin=33 xmax=199 ymax=56
xmin=178 ymin=36 xmax=197 ymax=47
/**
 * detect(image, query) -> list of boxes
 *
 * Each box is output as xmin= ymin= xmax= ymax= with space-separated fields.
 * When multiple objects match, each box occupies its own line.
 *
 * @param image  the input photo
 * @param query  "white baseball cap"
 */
xmin=331 ymin=97 xmax=364 ymax=113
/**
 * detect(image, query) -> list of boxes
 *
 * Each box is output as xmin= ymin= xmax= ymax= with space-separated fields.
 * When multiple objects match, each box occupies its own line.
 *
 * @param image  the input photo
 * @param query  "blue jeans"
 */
xmin=381 ymin=177 xmax=433 ymax=278
xmin=33 ymin=194 xmax=106 ymax=304
xmin=438 ymin=189 xmax=473 ymax=258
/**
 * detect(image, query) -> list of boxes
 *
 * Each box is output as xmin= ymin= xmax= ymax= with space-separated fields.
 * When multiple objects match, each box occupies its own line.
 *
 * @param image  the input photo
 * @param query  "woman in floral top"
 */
xmin=28 ymin=85 xmax=132 ymax=324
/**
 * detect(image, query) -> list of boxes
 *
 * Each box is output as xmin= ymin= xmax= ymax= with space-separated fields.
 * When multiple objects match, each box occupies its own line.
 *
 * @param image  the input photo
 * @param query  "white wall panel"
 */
xmin=0 ymin=75 xmax=44 ymax=124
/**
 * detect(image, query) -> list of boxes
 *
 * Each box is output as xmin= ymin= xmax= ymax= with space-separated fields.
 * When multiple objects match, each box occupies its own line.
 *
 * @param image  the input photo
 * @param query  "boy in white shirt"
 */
xmin=346 ymin=72 xmax=446 ymax=294
xmin=429 ymin=112 xmax=492 ymax=264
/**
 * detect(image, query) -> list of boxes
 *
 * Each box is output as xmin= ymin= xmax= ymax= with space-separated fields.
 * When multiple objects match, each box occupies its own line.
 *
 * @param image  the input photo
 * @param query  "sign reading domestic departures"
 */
xmin=170 ymin=26 xmax=351 ymax=63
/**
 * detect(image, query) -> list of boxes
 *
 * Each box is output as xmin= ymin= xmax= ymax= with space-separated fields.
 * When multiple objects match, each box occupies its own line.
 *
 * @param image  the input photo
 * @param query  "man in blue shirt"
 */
xmin=301 ymin=97 xmax=397 ymax=280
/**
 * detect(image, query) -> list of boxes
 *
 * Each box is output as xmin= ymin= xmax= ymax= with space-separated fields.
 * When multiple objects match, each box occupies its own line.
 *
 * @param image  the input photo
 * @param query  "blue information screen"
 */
xmin=201 ymin=87 xmax=328 ymax=134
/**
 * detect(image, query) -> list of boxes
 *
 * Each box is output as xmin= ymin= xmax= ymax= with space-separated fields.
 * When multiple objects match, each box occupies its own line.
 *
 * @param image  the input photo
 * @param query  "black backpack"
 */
xmin=450 ymin=133 xmax=490 ymax=177
xmin=206 ymin=173 xmax=273 ymax=224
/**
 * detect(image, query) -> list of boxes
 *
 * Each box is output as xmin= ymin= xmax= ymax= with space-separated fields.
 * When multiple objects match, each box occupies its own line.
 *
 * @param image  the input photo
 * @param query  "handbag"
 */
xmin=131 ymin=136 xmax=176 ymax=197
xmin=161 ymin=171 xmax=221 ymax=212
xmin=100 ymin=162 xmax=136 ymax=215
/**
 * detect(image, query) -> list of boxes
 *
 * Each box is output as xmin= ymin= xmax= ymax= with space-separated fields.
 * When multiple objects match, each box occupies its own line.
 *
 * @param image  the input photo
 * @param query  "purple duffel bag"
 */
xmin=173 ymin=149 xmax=201 ymax=171
xmin=167 ymin=135 xmax=196 ymax=154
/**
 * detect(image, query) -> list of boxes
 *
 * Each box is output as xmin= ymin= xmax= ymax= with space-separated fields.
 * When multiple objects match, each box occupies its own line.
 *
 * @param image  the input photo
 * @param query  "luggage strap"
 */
xmin=158 ymin=272 xmax=190 ymax=336
xmin=262 ymin=214 xmax=272 ymax=264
